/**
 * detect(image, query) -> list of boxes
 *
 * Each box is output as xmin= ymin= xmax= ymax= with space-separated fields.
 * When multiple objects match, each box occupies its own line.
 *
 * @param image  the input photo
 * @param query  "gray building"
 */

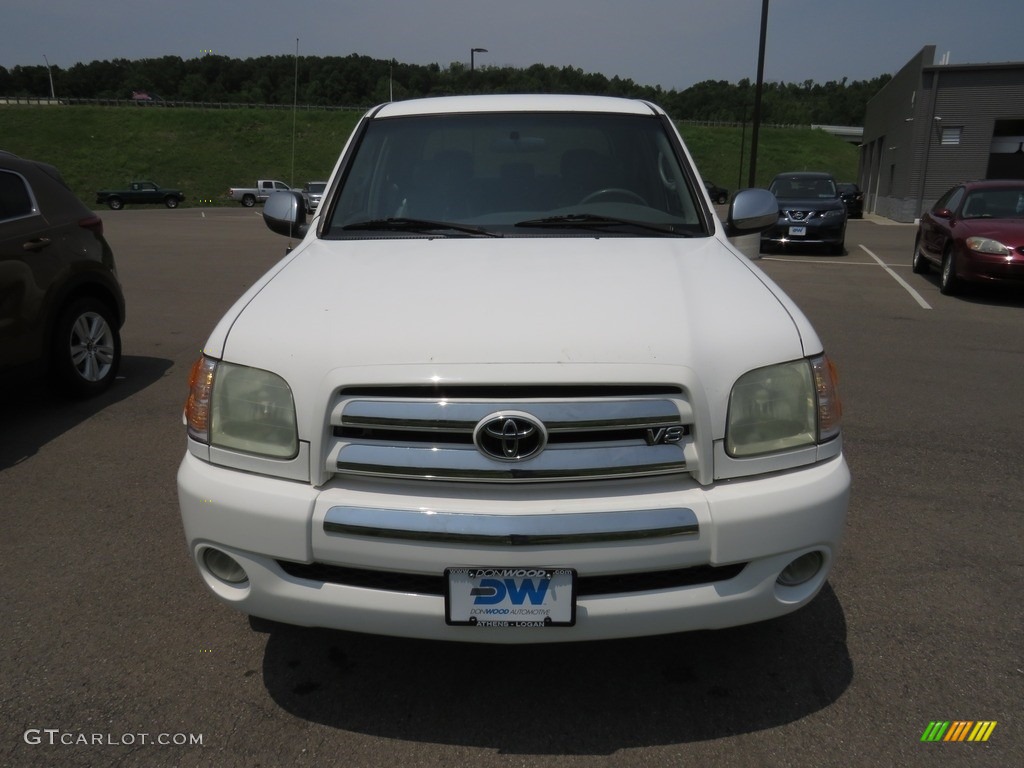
xmin=860 ymin=45 xmax=1024 ymax=222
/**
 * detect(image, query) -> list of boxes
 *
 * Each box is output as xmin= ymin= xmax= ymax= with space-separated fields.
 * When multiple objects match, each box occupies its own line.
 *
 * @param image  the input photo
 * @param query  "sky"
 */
xmin=4 ymin=0 xmax=1023 ymax=92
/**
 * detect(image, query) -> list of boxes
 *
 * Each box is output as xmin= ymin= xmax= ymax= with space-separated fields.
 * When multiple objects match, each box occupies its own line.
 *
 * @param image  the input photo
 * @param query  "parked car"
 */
xmin=178 ymin=94 xmax=849 ymax=644
xmin=96 ymin=180 xmax=185 ymax=210
xmin=131 ymin=90 xmax=164 ymax=104
xmin=228 ymin=180 xmax=293 ymax=207
xmin=1 ymin=151 xmax=125 ymax=397
xmin=836 ymin=182 xmax=863 ymax=218
xmin=913 ymin=179 xmax=1024 ymax=295
xmin=762 ymin=171 xmax=847 ymax=254
xmin=302 ymin=181 xmax=327 ymax=212
xmin=704 ymin=180 xmax=729 ymax=204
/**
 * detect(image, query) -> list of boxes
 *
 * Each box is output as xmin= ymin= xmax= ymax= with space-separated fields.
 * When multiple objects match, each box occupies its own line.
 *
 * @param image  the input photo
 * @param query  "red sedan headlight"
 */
xmin=965 ymin=236 xmax=1012 ymax=256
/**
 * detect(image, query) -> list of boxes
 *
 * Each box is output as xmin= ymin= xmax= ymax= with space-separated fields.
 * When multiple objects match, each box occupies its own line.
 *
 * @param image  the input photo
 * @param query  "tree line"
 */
xmin=1 ymin=53 xmax=890 ymax=126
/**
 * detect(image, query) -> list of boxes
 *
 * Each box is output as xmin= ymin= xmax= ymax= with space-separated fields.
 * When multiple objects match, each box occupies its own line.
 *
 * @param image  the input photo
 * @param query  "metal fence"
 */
xmin=1 ymin=96 xmax=367 ymax=111
xmin=2 ymin=96 xmax=819 ymax=130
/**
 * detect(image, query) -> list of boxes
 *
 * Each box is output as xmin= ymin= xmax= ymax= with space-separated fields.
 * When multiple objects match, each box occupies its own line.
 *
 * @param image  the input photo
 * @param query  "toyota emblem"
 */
xmin=473 ymin=412 xmax=547 ymax=462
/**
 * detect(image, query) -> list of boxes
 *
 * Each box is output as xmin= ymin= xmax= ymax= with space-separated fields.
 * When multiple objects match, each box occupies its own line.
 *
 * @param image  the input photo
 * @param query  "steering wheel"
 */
xmin=579 ymin=188 xmax=648 ymax=206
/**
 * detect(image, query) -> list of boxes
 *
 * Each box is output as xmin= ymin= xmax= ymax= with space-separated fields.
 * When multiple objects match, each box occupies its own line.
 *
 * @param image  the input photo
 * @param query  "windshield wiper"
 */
xmin=341 ymin=217 xmax=502 ymax=237
xmin=514 ymin=214 xmax=688 ymax=236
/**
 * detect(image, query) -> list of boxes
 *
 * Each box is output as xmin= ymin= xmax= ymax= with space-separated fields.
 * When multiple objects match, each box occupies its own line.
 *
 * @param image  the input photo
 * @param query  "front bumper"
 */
xmin=761 ymin=220 xmax=846 ymax=248
xmin=177 ymin=452 xmax=850 ymax=643
xmin=960 ymin=249 xmax=1024 ymax=284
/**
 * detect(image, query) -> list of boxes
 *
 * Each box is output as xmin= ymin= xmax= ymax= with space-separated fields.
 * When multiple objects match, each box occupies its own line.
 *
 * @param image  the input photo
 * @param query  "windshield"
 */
xmin=770 ymin=177 xmax=838 ymax=200
xmin=961 ymin=187 xmax=1024 ymax=219
xmin=325 ymin=111 xmax=706 ymax=237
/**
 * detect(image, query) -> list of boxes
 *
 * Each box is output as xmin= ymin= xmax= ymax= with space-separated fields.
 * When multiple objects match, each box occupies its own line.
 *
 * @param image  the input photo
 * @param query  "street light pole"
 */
xmin=470 ymin=48 xmax=488 ymax=72
xmin=747 ymin=0 xmax=769 ymax=189
xmin=291 ymin=38 xmax=298 ymax=189
xmin=43 ymin=54 xmax=55 ymax=100
xmin=738 ymin=104 xmax=748 ymax=192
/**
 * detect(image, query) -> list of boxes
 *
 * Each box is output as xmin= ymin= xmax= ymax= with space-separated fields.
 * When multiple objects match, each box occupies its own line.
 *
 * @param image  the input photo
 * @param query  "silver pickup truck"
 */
xmin=227 ymin=179 xmax=292 ymax=207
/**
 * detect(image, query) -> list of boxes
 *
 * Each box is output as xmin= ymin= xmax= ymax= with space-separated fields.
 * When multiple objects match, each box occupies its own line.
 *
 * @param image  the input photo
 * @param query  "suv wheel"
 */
xmin=53 ymin=297 xmax=121 ymax=397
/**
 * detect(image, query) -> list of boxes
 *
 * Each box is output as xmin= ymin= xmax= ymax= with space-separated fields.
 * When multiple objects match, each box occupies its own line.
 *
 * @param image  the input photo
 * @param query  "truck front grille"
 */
xmin=326 ymin=385 xmax=695 ymax=482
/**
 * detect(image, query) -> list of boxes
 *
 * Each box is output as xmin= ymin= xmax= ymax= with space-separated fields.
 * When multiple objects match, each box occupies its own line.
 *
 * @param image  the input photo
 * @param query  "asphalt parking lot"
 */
xmin=2 ymin=209 xmax=1021 ymax=767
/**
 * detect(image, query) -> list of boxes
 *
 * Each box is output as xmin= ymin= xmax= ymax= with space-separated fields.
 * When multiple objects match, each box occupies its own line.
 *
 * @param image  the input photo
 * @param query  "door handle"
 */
xmin=23 ymin=237 xmax=52 ymax=251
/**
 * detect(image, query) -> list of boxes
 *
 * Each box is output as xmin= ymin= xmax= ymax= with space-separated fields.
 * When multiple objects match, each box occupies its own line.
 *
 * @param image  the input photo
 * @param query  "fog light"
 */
xmin=777 ymin=551 xmax=824 ymax=587
xmin=203 ymin=548 xmax=248 ymax=584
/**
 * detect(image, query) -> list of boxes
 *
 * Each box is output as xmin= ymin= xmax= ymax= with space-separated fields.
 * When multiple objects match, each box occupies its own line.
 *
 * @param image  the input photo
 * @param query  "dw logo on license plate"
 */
xmin=445 ymin=568 xmax=576 ymax=627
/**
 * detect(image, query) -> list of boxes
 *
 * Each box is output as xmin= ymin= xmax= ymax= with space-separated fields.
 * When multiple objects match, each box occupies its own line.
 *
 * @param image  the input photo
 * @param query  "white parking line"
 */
xmin=859 ymin=245 xmax=933 ymax=309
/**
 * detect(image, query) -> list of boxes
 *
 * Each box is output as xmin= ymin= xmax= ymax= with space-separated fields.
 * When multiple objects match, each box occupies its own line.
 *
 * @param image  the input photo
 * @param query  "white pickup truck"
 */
xmin=226 ymin=179 xmax=292 ymax=207
xmin=179 ymin=94 xmax=850 ymax=644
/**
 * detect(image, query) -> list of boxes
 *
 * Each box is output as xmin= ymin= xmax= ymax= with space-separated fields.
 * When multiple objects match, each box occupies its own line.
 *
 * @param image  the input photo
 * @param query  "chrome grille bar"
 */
xmin=333 ymin=442 xmax=688 ymax=481
xmin=324 ymin=505 xmax=699 ymax=545
xmin=336 ymin=398 xmax=691 ymax=432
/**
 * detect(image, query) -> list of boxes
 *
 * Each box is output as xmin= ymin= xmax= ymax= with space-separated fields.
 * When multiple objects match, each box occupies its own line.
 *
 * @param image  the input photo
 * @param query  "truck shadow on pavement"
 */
xmin=258 ymin=584 xmax=851 ymax=754
xmin=0 ymin=355 xmax=172 ymax=470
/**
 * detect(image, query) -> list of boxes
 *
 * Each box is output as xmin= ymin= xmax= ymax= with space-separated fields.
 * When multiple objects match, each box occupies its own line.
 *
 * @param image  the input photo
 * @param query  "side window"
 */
xmin=934 ymin=186 xmax=964 ymax=213
xmin=0 ymin=170 xmax=38 ymax=222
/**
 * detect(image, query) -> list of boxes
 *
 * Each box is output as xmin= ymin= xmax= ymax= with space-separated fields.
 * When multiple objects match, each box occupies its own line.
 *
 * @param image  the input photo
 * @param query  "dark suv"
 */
xmin=762 ymin=171 xmax=847 ymax=254
xmin=0 ymin=151 xmax=125 ymax=397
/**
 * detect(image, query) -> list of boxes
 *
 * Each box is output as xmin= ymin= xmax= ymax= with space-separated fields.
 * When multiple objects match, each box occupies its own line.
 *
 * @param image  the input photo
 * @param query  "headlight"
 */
xmin=726 ymin=354 xmax=842 ymax=457
xmin=822 ymin=208 xmax=845 ymax=219
xmin=965 ymin=236 xmax=1011 ymax=256
xmin=184 ymin=356 xmax=298 ymax=459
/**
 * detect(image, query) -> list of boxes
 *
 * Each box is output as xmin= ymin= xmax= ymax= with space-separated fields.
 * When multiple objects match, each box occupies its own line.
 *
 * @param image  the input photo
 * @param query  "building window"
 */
xmin=941 ymin=126 xmax=962 ymax=146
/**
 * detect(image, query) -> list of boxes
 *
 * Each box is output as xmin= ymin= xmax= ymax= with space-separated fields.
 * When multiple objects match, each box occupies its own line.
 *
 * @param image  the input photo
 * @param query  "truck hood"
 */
xmin=206 ymin=235 xmax=818 ymax=421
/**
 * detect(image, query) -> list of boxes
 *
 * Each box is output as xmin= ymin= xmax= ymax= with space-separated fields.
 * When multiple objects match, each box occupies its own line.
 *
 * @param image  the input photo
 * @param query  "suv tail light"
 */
xmin=78 ymin=214 xmax=104 ymax=236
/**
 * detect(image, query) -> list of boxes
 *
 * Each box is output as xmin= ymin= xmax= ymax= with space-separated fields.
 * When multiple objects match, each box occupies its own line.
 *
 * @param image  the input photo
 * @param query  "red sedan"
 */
xmin=913 ymin=179 xmax=1024 ymax=295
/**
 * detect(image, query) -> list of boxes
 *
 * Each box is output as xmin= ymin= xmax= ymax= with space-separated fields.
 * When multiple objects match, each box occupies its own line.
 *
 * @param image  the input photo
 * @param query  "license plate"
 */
xmin=788 ymin=225 xmax=807 ymax=236
xmin=445 ymin=567 xmax=576 ymax=627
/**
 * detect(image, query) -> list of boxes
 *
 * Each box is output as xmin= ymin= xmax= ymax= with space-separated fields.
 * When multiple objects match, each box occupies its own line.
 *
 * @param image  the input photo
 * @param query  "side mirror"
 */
xmin=724 ymin=188 xmax=779 ymax=237
xmin=263 ymin=191 xmax=308 ymax=238
xmin=931 ymin=208 xmax=953 ymax=220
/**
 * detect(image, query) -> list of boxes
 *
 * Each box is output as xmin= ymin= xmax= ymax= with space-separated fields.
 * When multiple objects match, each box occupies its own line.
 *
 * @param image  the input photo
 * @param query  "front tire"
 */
xmin=165 ymin=196 xmax=180 ymax=209
xmin=940 ymin=247 xmax=961 ymax=295
xmin=912 ymin=237 xmax=929 ymax=274
xmin=52 ymin=297 xmax=121 ymax=398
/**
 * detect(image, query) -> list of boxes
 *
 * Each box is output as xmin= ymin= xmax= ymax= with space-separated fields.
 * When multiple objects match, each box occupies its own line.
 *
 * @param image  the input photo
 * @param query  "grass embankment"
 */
xmin=681 ymin=124 xmax=860 ymax=192
xmin=1 ymin=105 xmax=859 ymax=206
xmin=2 ymin=106 xmax=360 ymax=206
